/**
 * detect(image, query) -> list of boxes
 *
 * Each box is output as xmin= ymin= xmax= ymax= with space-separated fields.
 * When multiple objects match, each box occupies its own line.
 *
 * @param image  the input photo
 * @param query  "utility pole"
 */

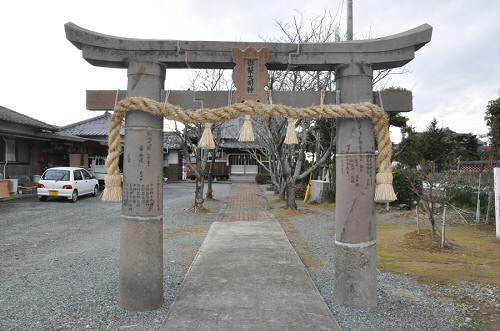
xmin=347 ymin=0 xmax=353 ymax=40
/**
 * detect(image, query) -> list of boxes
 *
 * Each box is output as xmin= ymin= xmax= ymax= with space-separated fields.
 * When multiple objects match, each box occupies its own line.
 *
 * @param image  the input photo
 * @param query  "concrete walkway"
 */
xmin=162 ymin=183 xmax=339 ymax=330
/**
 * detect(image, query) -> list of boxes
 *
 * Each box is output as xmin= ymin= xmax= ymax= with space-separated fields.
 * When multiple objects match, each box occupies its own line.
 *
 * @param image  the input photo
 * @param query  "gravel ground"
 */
xmin=0 ymin=182 xmax=230 ymax=330
xmin=260 ymin=186 xmax=465 ymax=331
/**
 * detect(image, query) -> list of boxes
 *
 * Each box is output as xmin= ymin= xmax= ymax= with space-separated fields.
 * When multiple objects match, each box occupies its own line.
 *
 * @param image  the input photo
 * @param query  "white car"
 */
xmin=37 ymin=167 xmax=99 ymax=202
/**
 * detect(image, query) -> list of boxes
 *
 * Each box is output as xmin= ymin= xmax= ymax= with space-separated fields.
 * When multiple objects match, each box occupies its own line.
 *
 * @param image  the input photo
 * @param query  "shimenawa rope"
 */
xmin=102 ymin=97 xmax=397 ymax=203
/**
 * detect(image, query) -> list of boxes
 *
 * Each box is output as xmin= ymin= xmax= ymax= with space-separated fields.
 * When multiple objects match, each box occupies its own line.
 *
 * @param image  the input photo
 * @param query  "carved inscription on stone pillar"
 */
xmin=232 ymin=48 xmax=270 ymax=103
xmin=122 ymin=128 xmax=162 ymax=217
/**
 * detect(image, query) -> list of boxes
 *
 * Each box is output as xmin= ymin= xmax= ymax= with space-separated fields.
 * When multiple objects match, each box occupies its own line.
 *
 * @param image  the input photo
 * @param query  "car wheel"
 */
xmin=92 ymin=185 xmax=98 ymax=197
xmin=71 ymin=190 xmax=78 ymax=203
xmin=38 ymin=196 xmax=47 ymax=202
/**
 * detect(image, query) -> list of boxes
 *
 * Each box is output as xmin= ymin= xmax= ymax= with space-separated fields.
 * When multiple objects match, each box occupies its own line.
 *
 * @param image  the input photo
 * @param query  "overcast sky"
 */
xmin=1 ymin=0 xmax=499 ymax=142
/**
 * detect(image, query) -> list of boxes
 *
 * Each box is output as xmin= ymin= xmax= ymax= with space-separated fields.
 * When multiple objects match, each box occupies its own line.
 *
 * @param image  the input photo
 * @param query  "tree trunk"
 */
xmin=286 ymin=181 xmax=297 ymax=209
xmin=328 ymin=162 xmax=335 ymax=202
xmin=485 ymin=190 xmax=493 ymax=224
xmin=194 ymin=175 xmax=205 ymax=209
xmin=206 ymin=150 xmax=216 ymax=200
xmin=429 ymin=190 xmax=436 ymax=240
xmin=279 ymin=185 xmax=286 ymax=200
xmin=429 ymin=213 xmax=436 ymax=240
xmin=192 ymin=149 xmax=208 ymax=210
xmin=279 ymin=151 xmax=293 ymax=205
xmin=416 ymin=203 xmax=420 ymax=234
xmin=314 ymin=129 xmax=321 ymax=180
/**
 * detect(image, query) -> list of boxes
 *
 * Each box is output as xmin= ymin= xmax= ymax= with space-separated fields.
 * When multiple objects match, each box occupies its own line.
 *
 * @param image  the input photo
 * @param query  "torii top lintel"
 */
xmin=65 ymin=22 xmax=432 ymax=71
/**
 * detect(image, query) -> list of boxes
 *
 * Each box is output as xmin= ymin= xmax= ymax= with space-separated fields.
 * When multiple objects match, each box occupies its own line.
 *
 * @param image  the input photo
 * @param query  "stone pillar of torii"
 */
xmin=65 ymin=22 xmax=431 ymax=310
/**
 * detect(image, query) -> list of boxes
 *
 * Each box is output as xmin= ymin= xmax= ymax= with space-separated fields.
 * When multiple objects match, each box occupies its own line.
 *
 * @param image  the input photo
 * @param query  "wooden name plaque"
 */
xmin=232 ymin=48 xmax=270 ymax=103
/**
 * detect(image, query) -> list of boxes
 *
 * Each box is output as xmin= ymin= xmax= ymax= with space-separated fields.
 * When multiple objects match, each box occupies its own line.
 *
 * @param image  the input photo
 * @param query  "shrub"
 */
xmin=450 ymin=185 xmax=489 ymax=213
xmin=392 ymin=167 xmax=421 ymax=209
xmin=255 ymin=174 xmax=270 ymax=184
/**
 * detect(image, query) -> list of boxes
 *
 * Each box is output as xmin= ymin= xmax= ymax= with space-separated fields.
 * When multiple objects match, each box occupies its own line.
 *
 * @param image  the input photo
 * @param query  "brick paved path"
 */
xmin=221 ymin=182 xmax=274 ymax=221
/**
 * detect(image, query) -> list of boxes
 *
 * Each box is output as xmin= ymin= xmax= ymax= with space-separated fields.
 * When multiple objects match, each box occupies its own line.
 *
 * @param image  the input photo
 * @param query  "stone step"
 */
xmin=230 ymin=175 xmax=256 ymax=182
xmin=162 ymin=221 xmax=340 ymax=331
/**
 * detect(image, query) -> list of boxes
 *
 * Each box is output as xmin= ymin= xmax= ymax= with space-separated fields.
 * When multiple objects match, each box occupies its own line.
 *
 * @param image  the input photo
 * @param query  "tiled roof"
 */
xmin=219 ymin=117 xmax=268 ymax=140
xmin=0 ymin=105 xmax=57 ymax=130
xmin=58 ymin=112 xmax=124 ymax=137
xmin=43 ymin=131 xmax=104 ymax=143
xmin=218 ymin=117 xmax=266 ymax=150
xmin=219 ymin=118 xmax=243 ymax=139
xmin=219 ymin=140 xmax=261 ymax=149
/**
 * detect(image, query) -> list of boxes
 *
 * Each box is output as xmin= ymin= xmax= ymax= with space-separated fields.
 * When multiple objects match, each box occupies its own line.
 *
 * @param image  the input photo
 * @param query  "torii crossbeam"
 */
xmin=65 ymin=22 xmax=431 ymax=311
xmin=86 ymin=90 xmax=413 ymax=112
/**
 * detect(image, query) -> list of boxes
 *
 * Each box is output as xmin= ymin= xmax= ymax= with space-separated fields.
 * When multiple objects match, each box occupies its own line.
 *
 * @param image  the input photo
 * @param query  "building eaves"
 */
xmin=0 ymin=105 xmax=57 ymax=131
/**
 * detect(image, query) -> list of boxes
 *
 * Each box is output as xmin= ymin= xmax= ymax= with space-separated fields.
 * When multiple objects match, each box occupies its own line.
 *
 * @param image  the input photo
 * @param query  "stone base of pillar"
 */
xmin=119 ymin=219 xmax=164 ymax=311
xmin=334 ymin=242 xmax=377 ymax=308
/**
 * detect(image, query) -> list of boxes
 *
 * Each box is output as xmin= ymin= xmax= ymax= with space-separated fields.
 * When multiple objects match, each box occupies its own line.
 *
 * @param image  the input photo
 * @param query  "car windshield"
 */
xmin=42 ymin=170 xmax=70 ymax=181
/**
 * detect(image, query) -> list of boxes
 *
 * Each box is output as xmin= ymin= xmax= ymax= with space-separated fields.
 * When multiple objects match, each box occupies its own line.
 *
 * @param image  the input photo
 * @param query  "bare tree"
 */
xmin=180 ymin=10 xmax=408 ymax=211
xmin=174 ymin=69 xmax=232 ymax=211
xmin=256 ymin=12 xmax=340 ymax=209
xmin=247 ymin=117 xmax=288 ymax=198
xmin=269 ymin=11 xmax=338 ymax=92
xmin=280 ymin=119 xmax=335 ymax=209
xmin=246 ymin=145 xmax=286 ymax=198
xmin=406 ymin=162 xmax=464 ymax=242
xmin=261 ymin=11 xmax=407 ymax=209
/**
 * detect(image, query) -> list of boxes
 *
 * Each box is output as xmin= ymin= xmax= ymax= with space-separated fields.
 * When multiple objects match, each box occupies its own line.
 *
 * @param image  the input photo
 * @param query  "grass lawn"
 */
xmin=268 ymin=194 xmax=500 ymax=285
xmin=377 ymin=222 xmax=500 ymax=285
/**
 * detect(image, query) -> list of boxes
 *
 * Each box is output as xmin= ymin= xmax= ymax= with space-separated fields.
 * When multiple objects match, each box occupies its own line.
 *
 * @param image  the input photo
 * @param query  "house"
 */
xmin=218 ymin=118 xmax=264 ymax=177
xmin=0 ymin=104 xmax=266 ymax=189
xmin=204 ymin=116 xmax=274 ymax=179
xmin=58 ymin=111 xmax=123 ymax=144
xmin=59 ymin=112 xmax=184 ymax=181
xmin=163 ymin=132 xmax=183 ymax=181
xmin=0 ymin=105 xmax=100 ymax=184
xmin=57 ymin=111 xmax=120 ymax=176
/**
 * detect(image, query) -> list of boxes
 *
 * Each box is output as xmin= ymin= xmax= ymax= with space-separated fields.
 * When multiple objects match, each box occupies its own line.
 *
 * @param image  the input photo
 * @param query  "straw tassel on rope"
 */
xmin=374 ymin=172 xmax=397 ymax=203
xmin=198 ymin=122 xmax=215 ymax=149
xmin=284 ymin=118 xmax=298 ymax=144
xmin=239 ymin=115 xmax=255 ymax=142
xmin=101 ymin=173 xmax=123 ymax=202
xmin=372 ymin=92 xmax=397 ymax=203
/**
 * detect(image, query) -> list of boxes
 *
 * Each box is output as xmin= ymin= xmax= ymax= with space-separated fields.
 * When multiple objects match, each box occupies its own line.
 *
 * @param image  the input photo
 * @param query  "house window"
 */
xmin=0 ymin=138 xmax=4 ymax=162
xmin=5 ymin=139 xmax=16 ymax=161
xmin=0 ymin=138 xmax=30 ymax=163
xmin=229 ymin=154 xmax=257 ymax=166
xmin=16 ymin=140 xmax=30 ymax=163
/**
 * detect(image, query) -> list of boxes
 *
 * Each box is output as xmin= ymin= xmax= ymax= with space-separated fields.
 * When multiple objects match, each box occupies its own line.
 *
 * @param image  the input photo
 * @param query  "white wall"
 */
xmin=165 ymin=150 xmax=178 ymax=165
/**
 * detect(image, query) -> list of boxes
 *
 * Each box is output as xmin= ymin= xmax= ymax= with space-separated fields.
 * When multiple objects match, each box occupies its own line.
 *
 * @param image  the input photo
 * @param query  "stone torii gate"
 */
xmin=65 ymin=22 xmax=431 ymax=311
